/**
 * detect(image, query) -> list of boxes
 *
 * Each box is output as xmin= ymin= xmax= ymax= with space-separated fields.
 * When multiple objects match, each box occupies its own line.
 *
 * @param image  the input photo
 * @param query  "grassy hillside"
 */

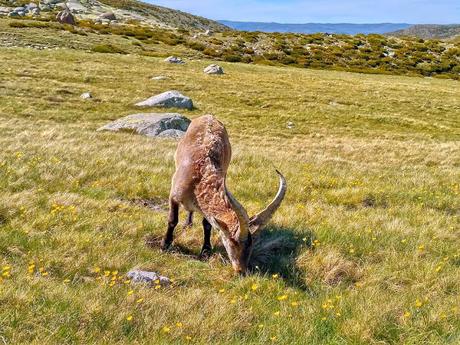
xmin=388 ymin=24 xmax=460 ymax=40
xmin=0 ymin=45 xmax=459 ymax=344
xmin=1 ymin=17 xmax=459 ymax=80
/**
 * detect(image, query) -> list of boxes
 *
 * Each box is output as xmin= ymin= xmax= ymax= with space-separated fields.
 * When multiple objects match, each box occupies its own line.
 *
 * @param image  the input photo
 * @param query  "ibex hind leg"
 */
xmin=161 ymin=199 xmax=179 ymax=251
xmin=182 ymin=211 xmax=194 ymax=229
xmin=199 ymin=218 xmax=212 ymax=260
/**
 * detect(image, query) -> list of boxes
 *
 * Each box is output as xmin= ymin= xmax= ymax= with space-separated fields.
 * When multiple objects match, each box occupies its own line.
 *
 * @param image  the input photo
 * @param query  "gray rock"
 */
xmin=26 ymin=3 xmax=38 ymax=9
xmin=151 ymin=75 xmax=169 ymax=81
xmin=56 ymin=9 xmax=75 ymax=24
xmin=164 ymin=56 xmax=184 ymax=64
xmin=7 ymin=11 xmax=20 ymax=17
xmin=204 ymin=64 xmax=224 ymax=75
xmin=135 ymin=90 xmax=193 ymax=110
xmin=97 ymin=113 xmax=190 ymax=138
xmin=17 ymin=10 xmax=25 ymax=16
xmin=157 ymin=129 xmax=186 ymax=138
xmin=99 ymin=11 xmax=115 ymax=20
xmin=80 ymin=92 xmax=92 ymax=100
xmin=31 ymin=7 xmax=40 ymax=15
xmin=13 ymin=6 xmax=25 ymax=12
xmin=126 ymin=270 xmax=170 ymax=286
xmin=66 ymin=0 xmax=86 ymax=12
xmin=204 ymin=29 xmax=213 ymax=36
xmin=39 ymin=3 xmax=51 ymax=11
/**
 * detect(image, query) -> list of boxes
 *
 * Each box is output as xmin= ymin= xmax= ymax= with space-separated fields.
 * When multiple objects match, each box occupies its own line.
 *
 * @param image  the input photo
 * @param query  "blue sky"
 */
xmin=149 ymin=0 xmax=459 ymax=24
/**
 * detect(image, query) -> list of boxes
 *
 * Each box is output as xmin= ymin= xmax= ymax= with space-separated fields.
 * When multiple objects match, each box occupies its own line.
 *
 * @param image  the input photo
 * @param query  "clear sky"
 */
xmin=149 ymin=0 xmax=459 ymax=24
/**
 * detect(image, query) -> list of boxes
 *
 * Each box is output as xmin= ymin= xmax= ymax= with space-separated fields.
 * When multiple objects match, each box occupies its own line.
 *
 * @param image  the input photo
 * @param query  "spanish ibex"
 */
xmin=161 ymin=115 xmax=287 ymax=274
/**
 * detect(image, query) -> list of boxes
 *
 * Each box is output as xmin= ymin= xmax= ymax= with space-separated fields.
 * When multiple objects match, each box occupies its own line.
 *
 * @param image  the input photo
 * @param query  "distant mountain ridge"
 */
xmin=218 ymin=21 xmax=411 ymax=35
xmin=386 ymin=24 xmax=460 ymax=39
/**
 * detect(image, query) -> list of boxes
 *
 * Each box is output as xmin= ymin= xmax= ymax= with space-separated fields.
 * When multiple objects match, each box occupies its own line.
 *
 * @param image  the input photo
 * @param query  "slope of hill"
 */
xmin=219 ymin=21 xmax=411 ymax=35
xmin=0 ymin=0 xmax=230 ymax=31
xmin=1 ymin=45 xmax=459 ymax=344
xmin=0 ymin=17 xmax=459 ymax=80
xmin=387 ymin=24 xmax=460 ymax=39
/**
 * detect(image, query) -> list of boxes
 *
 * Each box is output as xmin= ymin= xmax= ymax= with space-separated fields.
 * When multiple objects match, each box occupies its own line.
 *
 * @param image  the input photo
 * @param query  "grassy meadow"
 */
xmin=0 ymin=46 xmax=459 ymax=344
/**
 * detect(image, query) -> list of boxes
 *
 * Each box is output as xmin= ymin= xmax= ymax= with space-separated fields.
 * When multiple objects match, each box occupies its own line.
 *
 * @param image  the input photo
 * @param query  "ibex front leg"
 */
xmin=161 ymin=199 xmax=179 ymax=251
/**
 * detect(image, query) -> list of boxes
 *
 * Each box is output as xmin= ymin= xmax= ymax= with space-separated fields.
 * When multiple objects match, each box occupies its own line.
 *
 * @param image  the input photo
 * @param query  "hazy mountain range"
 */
xmin=218 ymin=21 xmax=412 ymax=35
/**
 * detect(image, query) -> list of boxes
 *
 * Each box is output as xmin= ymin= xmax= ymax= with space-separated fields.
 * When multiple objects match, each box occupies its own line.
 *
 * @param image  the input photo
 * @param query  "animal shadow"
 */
xmin=249 ymin=226 xmax=314 ymax=291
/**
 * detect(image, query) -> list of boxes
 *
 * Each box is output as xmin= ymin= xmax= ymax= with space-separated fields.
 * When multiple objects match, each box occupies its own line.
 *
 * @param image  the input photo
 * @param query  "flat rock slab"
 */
xmin=127 ymin=270 xmax=170 ymax=286
xmin=97 ymin=113 xmax=190 ymax=138
xmin=135 ymin=90 xmax=193 ymax=110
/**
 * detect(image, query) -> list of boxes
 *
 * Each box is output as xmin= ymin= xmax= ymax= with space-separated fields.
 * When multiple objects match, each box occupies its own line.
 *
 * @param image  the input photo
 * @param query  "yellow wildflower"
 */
xmin=162 ymin=326 xmax=171 ymax=333
xmin=126 ymin=315 xmax=133 ymax=321
xmin=277 ymin=295 xmax=288 ymax=301
xmin=251 ymin=284 xmax=258 ymax=291
xmin=176 ymin=322 xmax=183 ymax=328
xmin=127 ymin=290 xmax=134 ymax=296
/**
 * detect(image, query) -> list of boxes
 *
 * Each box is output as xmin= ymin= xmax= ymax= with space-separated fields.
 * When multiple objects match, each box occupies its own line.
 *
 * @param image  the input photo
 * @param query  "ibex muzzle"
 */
xmin=161 ymin=115 xmax=287 ymax=274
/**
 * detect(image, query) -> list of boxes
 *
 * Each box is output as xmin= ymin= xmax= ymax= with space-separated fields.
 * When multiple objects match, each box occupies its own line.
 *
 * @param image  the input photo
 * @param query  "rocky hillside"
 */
xmin=387 ymin=24 xmax=460 ymax=40
xmin=0 ymin=0 xmax=229 ymax=31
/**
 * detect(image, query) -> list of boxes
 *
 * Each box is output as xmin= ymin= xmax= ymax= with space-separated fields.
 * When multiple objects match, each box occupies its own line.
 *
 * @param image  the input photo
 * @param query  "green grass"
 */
xmin=0 ymin=46 xmax=459 ymax=344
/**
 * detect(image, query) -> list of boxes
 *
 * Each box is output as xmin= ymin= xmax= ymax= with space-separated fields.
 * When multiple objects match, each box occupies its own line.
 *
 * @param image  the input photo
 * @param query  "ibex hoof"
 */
xmin=199 ymin=247 xmax=212 ymax=260
xmin=160 ymin=239 xmax=172 ymax=251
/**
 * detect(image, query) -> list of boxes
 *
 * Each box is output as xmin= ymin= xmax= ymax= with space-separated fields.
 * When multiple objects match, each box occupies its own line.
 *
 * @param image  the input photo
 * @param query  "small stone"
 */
xmin=80 ymin=92 xmax=92 ymax=100
xmin=126 ymin=270 xmax=170 ymax=286
xmin=151 ymin=75 xmax=169 ymax=81
xmin=287 ymin=121 xmax=294 ymax=129
xmin=56 ymin=9 xmax=75 ymax=25
xmin=164 ymin=56 xmax=184 ymax=64
xmin=99 ymin=12 xmax=116 ymax=20
xmin=204 ymin=64 xmax=224 ymax=75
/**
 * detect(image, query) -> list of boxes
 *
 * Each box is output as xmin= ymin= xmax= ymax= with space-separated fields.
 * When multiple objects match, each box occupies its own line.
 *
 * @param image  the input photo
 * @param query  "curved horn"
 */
xmin=224 ymin=179 xmax=250 ymax=241
xmin=249 ymin=170 xmax=287 ymax=235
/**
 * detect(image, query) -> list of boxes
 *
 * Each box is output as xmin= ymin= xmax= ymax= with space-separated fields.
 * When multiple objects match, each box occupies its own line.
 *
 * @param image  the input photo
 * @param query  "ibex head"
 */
xmin=210 ymin=170 xmax=287 ymax=274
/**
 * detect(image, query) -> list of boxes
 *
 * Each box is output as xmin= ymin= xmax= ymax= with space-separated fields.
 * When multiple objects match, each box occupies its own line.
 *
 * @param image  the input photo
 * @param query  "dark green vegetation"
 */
xmin=3 ymin=14 xmax=459 ymax=80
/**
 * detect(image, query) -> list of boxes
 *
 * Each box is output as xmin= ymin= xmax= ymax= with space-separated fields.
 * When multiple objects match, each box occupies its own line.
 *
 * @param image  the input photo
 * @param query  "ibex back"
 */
xmin=161 ymin=115 xmax=287 ymax=274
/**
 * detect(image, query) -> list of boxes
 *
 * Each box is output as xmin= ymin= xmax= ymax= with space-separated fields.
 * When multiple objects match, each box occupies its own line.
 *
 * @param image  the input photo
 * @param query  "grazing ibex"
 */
xmin=161 ymin=115 xmax=287 ymax=274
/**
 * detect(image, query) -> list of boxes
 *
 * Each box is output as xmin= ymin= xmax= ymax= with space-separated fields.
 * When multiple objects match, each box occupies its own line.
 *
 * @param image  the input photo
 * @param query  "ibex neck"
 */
xmin=195 ymin=170 xmax=239 ymax=236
